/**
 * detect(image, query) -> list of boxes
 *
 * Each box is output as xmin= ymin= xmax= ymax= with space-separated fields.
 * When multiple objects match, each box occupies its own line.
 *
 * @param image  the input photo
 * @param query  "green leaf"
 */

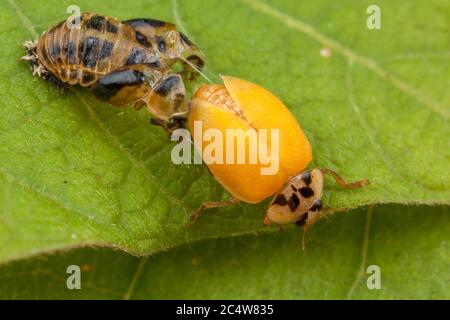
xmin=0 ymin=205 xmax=448 ymax=299
xmin=0 ymin=0 xmax=449 ymax=264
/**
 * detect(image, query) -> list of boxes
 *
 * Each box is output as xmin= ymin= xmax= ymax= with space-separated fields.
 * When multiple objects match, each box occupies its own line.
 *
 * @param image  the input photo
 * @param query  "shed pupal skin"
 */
xmin=21 ymin=13 xmax=204 ymax=131
xmin=188 ymin=76 xmax=368 ymax=250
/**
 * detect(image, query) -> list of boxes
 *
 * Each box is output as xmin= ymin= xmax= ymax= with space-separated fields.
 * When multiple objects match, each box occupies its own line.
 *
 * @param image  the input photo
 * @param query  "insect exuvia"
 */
xmin=22 ymin=12 xmax=205 ymax=130
xmin=187 ymin=76 xmax=369 ymax=250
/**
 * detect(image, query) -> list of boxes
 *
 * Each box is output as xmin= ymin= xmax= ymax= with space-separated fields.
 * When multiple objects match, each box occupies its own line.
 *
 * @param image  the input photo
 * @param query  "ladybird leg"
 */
xmin=149 ymin=115 xmax=187 ymax=139
xmin=263 ymin=215 xmax=271 ymax=226
xmin=263 ymin=216 xmax=286 ymax=236
xmin=320 ymin=168 xmax=369 ymax=189
xmin=149 ymin=117 xmax=168 ymax=130
xmin=301 ymin=227 xmax=307 ymax=253
xmin=167 ymin=115 xmax=187 ymax=132
xmin=189 ymin=196 xmax=240 ymax=227
xmin=149 ymin=117 xmax=177 ymax=138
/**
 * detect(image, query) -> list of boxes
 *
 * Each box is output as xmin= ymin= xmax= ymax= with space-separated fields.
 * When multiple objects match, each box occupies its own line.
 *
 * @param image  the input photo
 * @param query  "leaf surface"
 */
xmin=0 ymin=0 xmax=448 ymax=263
xmin=0 ymin=206 xmax=448 ymax=299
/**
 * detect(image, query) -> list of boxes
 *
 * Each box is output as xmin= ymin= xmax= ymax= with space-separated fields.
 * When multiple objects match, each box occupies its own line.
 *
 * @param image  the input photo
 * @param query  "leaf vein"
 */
xmin=346 ymin=205 xmax=373 ymax=299
xmin=239 ymin=0 xmax=449 ymax=119
xmin=123 ymin=257 xmax=148 ymax=299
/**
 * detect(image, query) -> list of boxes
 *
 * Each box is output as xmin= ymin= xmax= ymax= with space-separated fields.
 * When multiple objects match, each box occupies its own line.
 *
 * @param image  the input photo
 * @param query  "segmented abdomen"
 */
xmin=36 ymin=13 xmax=158 ymax=87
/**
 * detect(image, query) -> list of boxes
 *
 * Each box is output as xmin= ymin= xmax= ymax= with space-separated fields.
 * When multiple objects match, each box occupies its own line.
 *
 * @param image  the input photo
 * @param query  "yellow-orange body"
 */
xmin=188 ymin=76 xmax=312 ymax=203
xmin=188 ymin=76 xmax=367 ymax=246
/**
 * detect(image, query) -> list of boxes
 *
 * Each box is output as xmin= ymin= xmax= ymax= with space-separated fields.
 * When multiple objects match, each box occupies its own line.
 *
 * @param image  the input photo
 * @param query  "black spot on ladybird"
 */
xmin=287 ymin=193 xmax=300 ymax=212
xmin=272 ymin=194 xmax=287 ymax=206
xmin=301 ymin=171 xmax=312 ymax=185
xmin=299 ymin=187 xmax=314 ymax=198
xmin=309 ymin=199 xmax=323 ymax=212
xmin=295 ymin=212 xmax=308 ymax=227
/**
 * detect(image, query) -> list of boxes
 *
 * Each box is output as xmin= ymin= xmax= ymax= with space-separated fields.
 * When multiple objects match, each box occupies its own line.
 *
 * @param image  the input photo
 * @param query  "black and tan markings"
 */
xmin=266 ymin=169 xmax=324 ymax=226
xmin=27 ymin=12 xmax=161 ymax=87
xmin=145 ymin=73 xmax=187 ymax=120
xmin=265 ymin=168 xmax=368 ymax=231
xmin=91 ymin=67 xmax=148 ymax=106
xmin=123 ymin=18 xmax=205 ymax=77
xmin=22 ymin=12 xmax=205 ymax=123
xmin=90 ymin=67 xmax=187 ymax=121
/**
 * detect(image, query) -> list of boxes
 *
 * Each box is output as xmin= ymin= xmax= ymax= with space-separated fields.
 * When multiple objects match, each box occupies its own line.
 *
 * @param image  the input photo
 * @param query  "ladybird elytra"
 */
xmin=188 ymin=76 xmax=313 ymax=203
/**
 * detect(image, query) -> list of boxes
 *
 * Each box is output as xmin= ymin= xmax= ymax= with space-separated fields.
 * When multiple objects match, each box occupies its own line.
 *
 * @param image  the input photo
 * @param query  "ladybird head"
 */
xmin=264 ymin=168 xmax=368 ymax=229
xmin=265 ymin=169 xmax=324 ymax=227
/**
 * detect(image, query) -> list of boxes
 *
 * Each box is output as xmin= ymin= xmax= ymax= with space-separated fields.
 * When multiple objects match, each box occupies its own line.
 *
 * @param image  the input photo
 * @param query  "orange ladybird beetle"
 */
xmin=187 ymin=76 xmax=368 ymax=250
xmin=22 ymin=12 xmax=204 ymax=130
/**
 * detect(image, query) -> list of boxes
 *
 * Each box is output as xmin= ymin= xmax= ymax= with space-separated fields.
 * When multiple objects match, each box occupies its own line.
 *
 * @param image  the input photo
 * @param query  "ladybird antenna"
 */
xmin=180 ymin=56 xmax=214 ymax=84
